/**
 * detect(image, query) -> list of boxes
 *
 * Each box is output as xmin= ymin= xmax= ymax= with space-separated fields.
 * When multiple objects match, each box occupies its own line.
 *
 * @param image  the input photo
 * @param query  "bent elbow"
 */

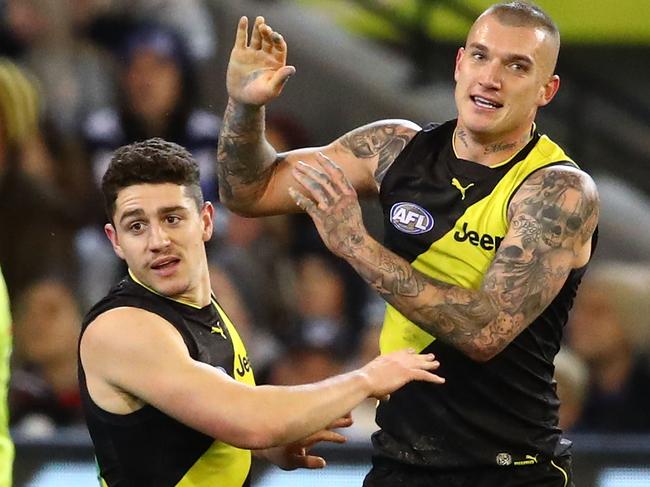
xmin=463 ymin=344 xmax=501 ymax=363
xmin=218 ymin=194 xmax=257 ymax=218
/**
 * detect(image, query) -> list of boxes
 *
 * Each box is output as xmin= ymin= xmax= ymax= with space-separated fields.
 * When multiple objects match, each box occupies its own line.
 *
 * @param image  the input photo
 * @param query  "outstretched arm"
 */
xmin=80 ymin=308 xmax=444 ymax=450
xmin=291 ymin=158 xmax=599 ymax=362
xmin=217 ymin=16 xmax=419 ymax=216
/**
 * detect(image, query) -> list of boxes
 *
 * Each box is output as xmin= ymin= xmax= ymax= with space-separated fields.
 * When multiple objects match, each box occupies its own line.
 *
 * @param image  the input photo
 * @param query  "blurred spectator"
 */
xmin=566 ymin=262 xmax=650 ymax=433
xmin=553 ymin=348 xmax=589 ymax=432
xmin=210 ymin=211 xmax=294 ymax=345
xmin=9 ymin=279 xmax=83 ymax=435
xmin=0 ymin=0 xmax=115 ymax=136
xmin=77 ymin=23 xmax=221 ymax=308
xmin=75 ymin=0 xmax=217 ymax=62
xmin=209 ymin=262 xmax=281 ymax=375
xmin=265 ymin=253 xmax=353 ymax=386
xmin=591 ymin=173 xmax=650 ymax=263
xmin=82 ymin=23 xmax=220 ymax=202
xmin=0 ymin=59 xmax=82 ymax=302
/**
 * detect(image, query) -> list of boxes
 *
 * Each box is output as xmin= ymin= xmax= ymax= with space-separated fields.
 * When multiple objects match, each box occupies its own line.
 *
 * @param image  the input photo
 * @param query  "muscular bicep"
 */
xmin=476 ymin=166 xmax=599 ymax=354
xmin=238 ymin=119 xmax=420 ymax=216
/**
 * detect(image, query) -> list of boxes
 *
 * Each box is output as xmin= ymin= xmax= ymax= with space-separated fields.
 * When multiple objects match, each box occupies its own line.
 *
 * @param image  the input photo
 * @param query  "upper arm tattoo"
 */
xmin=473 ymin=166 xmax=599 ymax=354
xmin=338 ymin=124 xmax=414 ymax=185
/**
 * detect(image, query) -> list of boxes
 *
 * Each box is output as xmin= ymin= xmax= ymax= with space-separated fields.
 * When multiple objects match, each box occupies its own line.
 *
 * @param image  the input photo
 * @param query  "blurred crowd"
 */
xmin=0 ymin=0 xmax=649 ymax=445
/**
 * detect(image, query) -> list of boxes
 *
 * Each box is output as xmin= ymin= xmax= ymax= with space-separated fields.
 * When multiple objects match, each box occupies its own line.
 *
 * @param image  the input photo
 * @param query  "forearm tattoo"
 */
xmin=349 ymin=167 xmax=598 ymax=360
xmin=216 ymin=99 xmax=276 ymax=201
xmin=339 ymin=124 xmax=412 ymax=185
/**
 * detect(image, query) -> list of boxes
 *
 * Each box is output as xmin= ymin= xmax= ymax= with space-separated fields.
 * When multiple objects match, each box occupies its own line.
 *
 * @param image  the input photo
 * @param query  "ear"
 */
xmin=104 ymin=223 xmax=126 ymax=260
xmin=201 ymin=202 xmax=215 ymax=242
xmin=454 ymin=47 xmax=465 ymax=83
xmin=538 ymin=74 xmax=560 ymax=107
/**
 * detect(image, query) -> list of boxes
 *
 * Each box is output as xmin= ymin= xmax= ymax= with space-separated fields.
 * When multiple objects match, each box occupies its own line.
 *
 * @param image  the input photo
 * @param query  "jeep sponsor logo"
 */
xmin=390 ymin=202 xmax=434 ymax=234
xmin=454 ymin=222 xmax=503 ymax=250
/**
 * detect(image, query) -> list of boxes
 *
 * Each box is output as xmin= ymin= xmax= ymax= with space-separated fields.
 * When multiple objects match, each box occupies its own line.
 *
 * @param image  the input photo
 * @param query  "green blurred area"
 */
xmin=298 ymin=0 xmax=650 ymax=45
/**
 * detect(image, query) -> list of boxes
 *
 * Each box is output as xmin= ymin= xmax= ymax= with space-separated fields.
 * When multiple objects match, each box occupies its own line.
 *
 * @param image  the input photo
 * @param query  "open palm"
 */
xmin=226 ymin=16 xmax=296 ymax=106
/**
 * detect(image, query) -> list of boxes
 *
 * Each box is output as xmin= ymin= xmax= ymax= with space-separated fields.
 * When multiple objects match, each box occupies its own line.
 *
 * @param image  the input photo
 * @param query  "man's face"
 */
xmin=567 ymin=282 xmax=627 ymax=363
xmin=105 ymin=183 xmax=213 ymax=301
xmin=454 ymin=14 xmax=559 ymax=140
xmin=124 ymin=49 xmax=182 ymax=122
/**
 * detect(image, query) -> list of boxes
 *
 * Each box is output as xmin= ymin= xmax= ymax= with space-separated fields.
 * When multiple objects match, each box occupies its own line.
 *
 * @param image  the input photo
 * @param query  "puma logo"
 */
xmin=211 ymin=323 xmax=226 ymax=339
xmin=451 ymin=178 xmax=475 ymax=200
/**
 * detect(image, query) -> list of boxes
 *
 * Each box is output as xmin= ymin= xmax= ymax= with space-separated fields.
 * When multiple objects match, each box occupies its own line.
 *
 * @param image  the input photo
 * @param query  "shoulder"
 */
xmin=514 ymin=165 xmax=599 ymax=206
xmin=343 ymin=119 xmax=422 ymax=141
xmin=508 ymin=165 xmax=599 ymax=250
xmin=80 ymin=306 xmax=187 ymax=364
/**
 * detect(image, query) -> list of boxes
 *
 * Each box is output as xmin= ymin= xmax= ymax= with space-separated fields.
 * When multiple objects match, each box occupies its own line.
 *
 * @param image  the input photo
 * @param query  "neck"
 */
xmin=129 ymin=265 xmax=212 ymax=308
xmin=453 ymin=122 xmax=534 ymax=166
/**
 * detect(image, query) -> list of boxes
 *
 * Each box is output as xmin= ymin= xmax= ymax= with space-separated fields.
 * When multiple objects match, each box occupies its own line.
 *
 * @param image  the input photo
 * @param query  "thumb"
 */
xmin=270 ymin=65 xmax=296 ymax=93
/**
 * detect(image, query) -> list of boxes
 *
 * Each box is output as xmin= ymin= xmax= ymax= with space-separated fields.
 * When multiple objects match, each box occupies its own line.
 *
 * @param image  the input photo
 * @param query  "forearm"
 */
xmin=244 ymin=371 xmax=370 ymax=448
xmin=345 ymin=233 xmax=499 ymax=359
xmin=217 ymin=98 xmax=278 ymax=210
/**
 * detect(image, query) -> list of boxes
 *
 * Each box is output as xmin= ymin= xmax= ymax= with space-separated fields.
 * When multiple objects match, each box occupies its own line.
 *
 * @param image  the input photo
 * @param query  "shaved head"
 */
xmin=473 ymin=2 xmax=560 ymax=74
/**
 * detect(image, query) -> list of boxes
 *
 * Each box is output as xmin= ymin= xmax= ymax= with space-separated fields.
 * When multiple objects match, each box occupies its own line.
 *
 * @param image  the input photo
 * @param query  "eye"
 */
xmin=129 ymin=221 xmax=145 ymax=234
xmin=472 ymin=51 xmax=486 ymax=61
xmin=165 ymin=215 xmax=181 ymax=225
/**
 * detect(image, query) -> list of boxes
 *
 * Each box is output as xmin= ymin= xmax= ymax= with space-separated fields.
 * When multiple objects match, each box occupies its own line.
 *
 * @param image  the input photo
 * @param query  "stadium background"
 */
xmin=3 ymin=0 xmax=650 ymax=486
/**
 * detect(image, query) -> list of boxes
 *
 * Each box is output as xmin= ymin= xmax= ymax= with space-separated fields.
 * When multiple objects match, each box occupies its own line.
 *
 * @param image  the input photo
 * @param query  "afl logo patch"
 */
xmin=390 ymin=202 xmax=434 ymax=234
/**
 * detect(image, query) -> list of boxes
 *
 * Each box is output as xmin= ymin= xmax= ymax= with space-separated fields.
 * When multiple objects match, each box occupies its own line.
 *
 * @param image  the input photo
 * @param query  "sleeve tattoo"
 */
xmin=344 ymin=166 xmax=598 ymax=361
xmin=216 ymin=100 xmax=277 ymax=202
xmin=338 ymin=124 xmax=413 ymax=185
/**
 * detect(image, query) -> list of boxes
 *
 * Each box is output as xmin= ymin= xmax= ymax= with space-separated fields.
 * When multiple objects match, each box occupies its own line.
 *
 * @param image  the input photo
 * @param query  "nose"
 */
xmin=148 ymin=222 xmax=171 ymax=251
xmin=478 ymin=60 xmax=502 ymax=90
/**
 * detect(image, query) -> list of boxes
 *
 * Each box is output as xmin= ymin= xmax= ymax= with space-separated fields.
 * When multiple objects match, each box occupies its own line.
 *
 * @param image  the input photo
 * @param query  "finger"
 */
xmin=288 ymin=186 xmax=317 ymax=216
xmin=269 ymin=65 xmax=296 ymax=94
xmin=235 ymin=16 xmax=248 ymax=49
xmin=317 ymin=152 xmax=355 ymax=193
xmin=416 ymin=369 xmax=446 ymax=384
xmin=295 ymin=160 xmax=339 ymax=202
xmin=327 ymin=415 xmax=353 ymax=430
xmin=251 ymin=16 xmax=264 ymax=49
xmin=293 ymin=163 xmax=335 ymax=209
xmin=261 ymin=24 xmax=275 ymax=54
xmin=271 ymin=31 xmax=288 ymax=63
xmin=302 ymin=430 xmax=347 ymax=449
xmin=292 ymin=454 xmax=327 ymax=470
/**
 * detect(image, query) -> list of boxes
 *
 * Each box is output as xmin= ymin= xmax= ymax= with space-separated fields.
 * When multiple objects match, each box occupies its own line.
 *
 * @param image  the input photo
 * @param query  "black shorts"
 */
xmin=363 ymin=454 xmax=573 ymax=487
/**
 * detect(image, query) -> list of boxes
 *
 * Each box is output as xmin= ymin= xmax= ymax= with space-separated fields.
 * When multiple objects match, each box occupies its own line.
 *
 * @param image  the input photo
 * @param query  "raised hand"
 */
xmin=226 ymin=16 xmax=296 ymax=106
xmin=289 ymin=152 xmax=367 ymax=259
xmin=360 ymin=349 xmax=445 ymax=400
xmin=260 ymin=415 xmax=352 ymax=470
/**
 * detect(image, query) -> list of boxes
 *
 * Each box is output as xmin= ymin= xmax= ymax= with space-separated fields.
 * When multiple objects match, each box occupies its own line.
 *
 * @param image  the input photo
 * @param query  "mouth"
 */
xmin=150 ymin=257 xmax=181 ymax=275
xmin=471 ymin=95 xmax=503 ymax=110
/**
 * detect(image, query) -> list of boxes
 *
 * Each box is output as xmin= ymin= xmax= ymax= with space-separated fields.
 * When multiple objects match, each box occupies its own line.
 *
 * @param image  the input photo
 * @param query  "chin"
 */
xmin=149 ymin=276 xmax=189 ymax=299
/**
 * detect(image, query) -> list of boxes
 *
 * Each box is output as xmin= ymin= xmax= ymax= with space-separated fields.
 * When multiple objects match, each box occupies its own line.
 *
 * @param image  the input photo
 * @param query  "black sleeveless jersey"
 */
xmin=78 ymin=272 xmax=255 ymax=487
xmin=373 ymin=120 xmax=595 ymax=469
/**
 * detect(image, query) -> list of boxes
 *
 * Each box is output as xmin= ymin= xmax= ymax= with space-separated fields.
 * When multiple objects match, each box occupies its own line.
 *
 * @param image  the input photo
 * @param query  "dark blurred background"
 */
xmin=1 ymin=1 xmax=649 ymax=486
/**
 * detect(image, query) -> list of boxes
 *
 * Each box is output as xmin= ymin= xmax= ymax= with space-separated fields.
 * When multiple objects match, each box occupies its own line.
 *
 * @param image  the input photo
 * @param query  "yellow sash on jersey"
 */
xmin=380 ymin=135 xmax=577 ymax=354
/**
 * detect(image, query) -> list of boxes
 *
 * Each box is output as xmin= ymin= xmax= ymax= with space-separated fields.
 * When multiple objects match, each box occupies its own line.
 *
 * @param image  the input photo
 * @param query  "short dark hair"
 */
xmin=484 ymin=2 xmax=560 ymax=42
xmin=101 ymin=137 xmax=203 ymax=222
